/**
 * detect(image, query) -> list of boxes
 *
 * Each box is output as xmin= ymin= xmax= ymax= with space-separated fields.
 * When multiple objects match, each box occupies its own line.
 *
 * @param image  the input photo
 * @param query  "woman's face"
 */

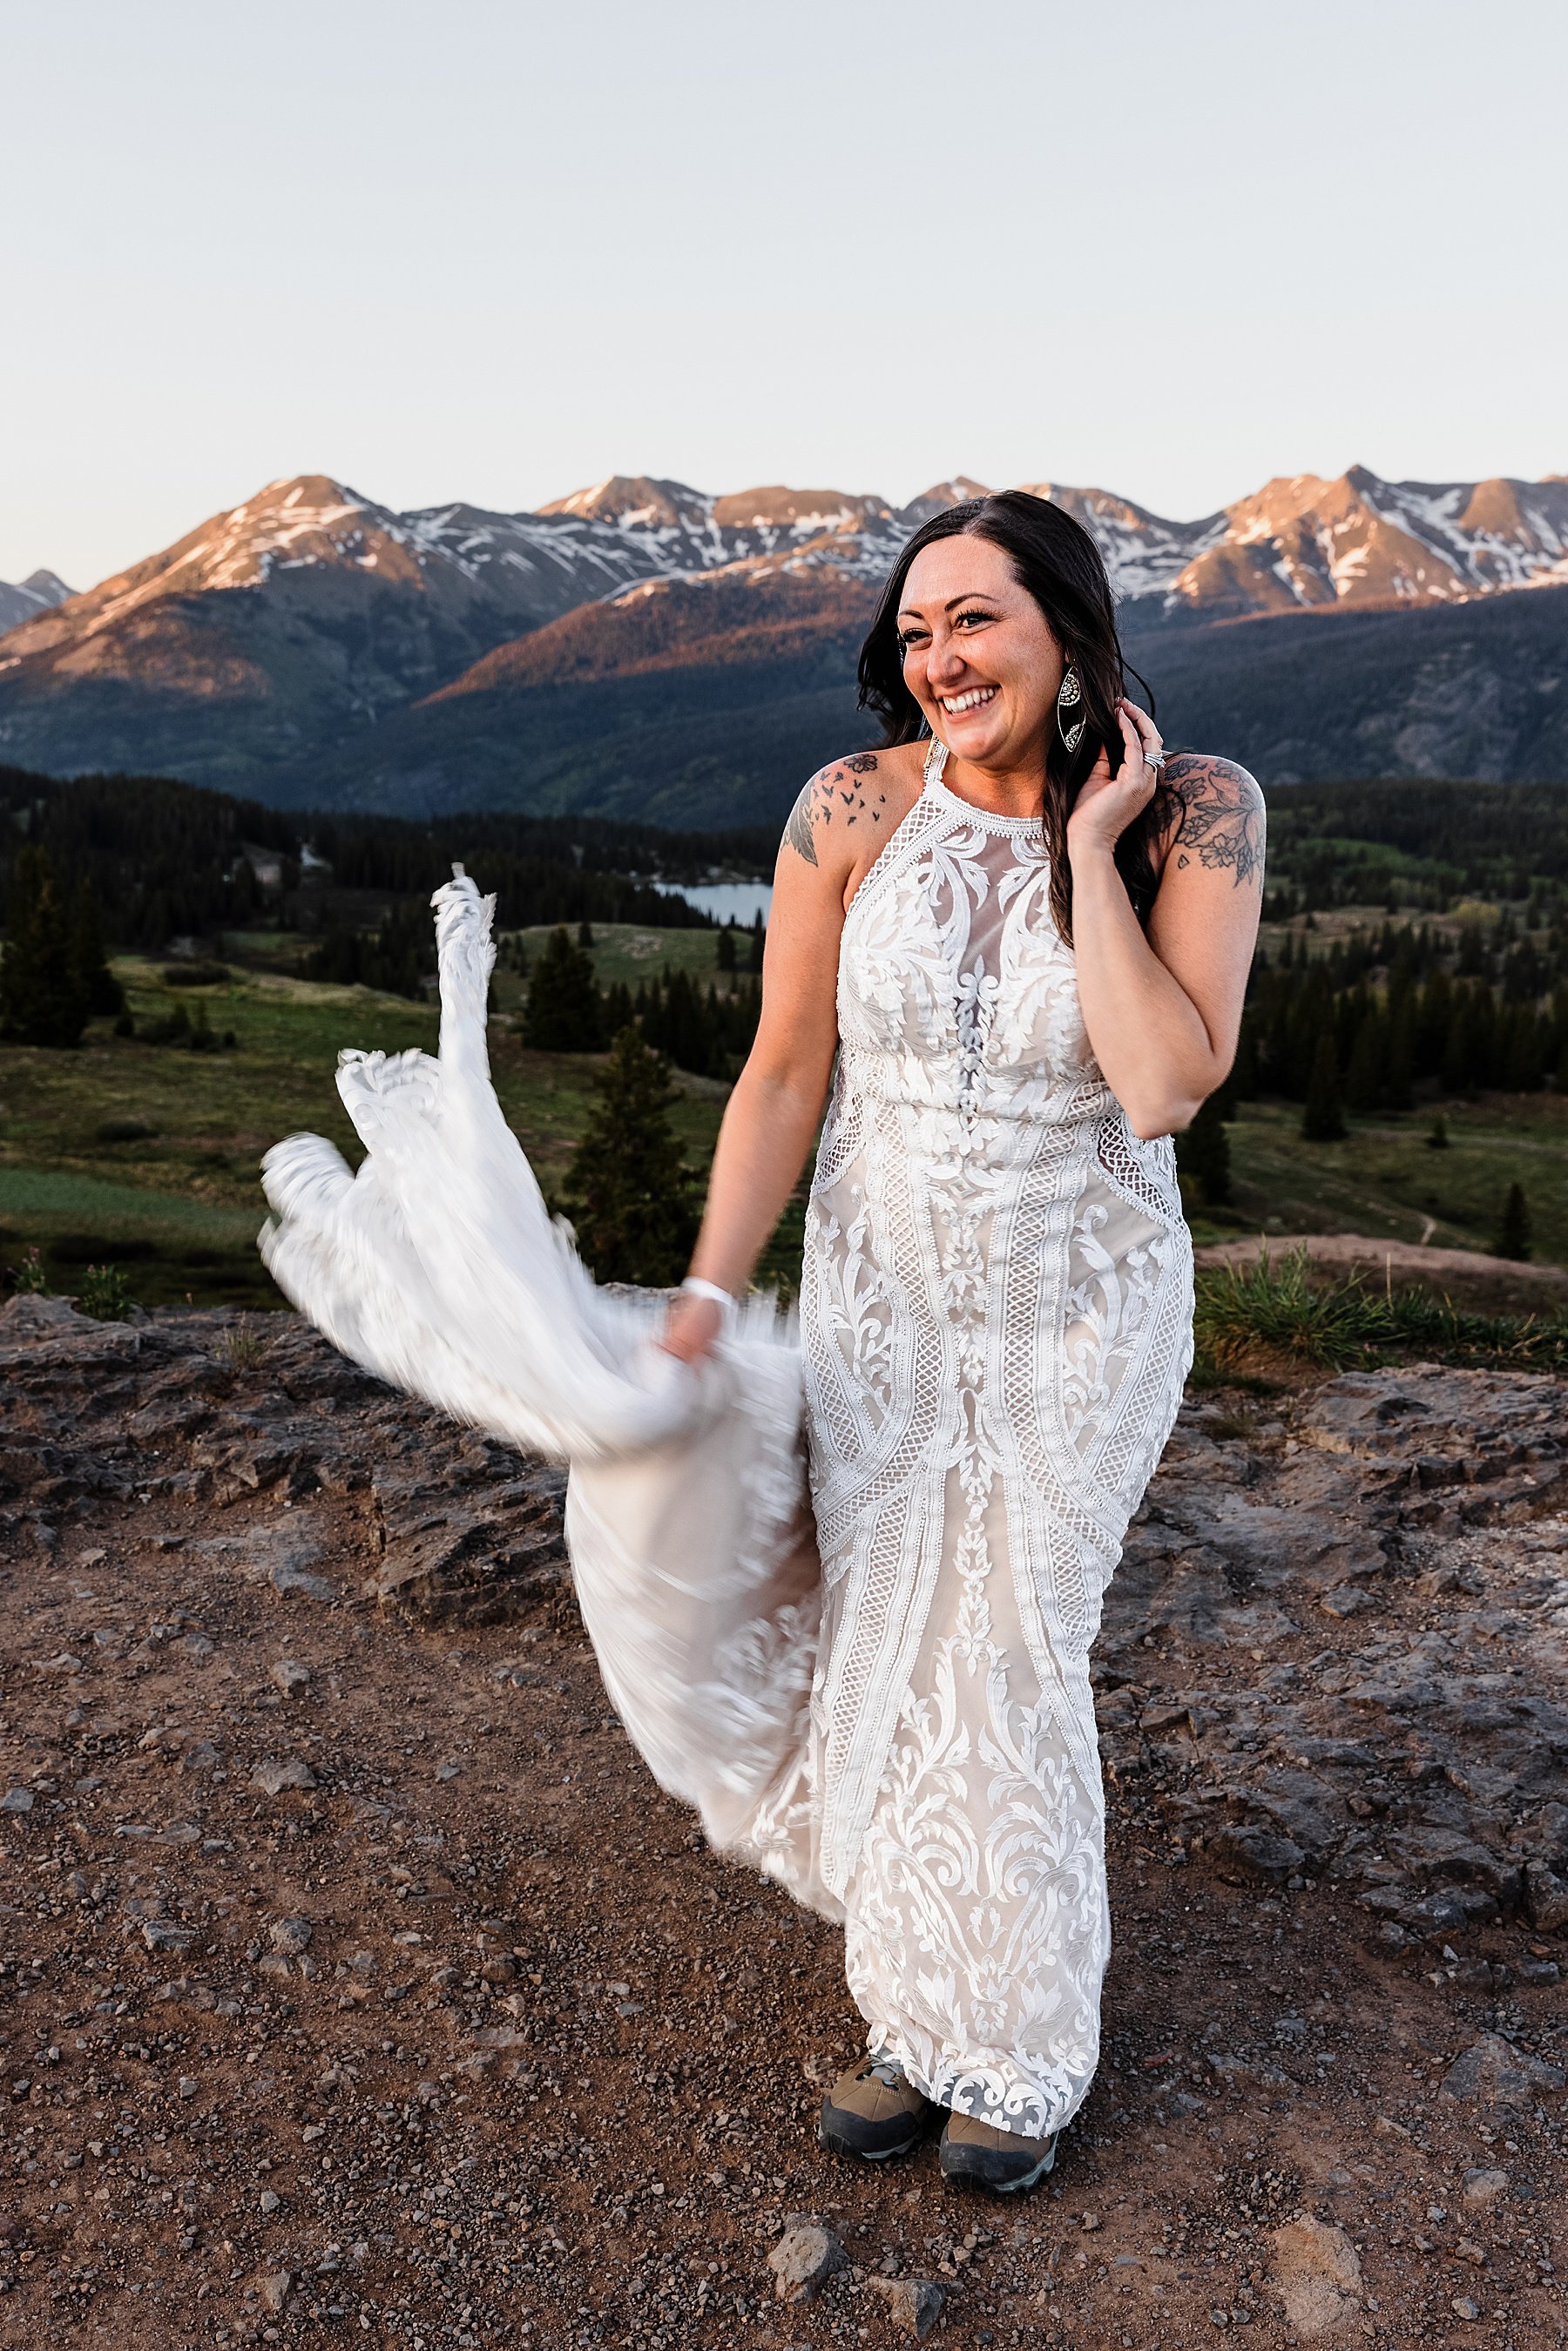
xmin=897 ymin=533 xmax=1065 ymax=770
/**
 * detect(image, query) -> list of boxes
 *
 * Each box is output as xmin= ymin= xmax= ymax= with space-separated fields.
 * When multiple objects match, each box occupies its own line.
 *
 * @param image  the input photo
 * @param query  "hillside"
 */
xmin=266 ymin=574 xmax=1568 ymax=826
xmin=276 ymin=572 xmax=878 ymax=824
xmin=1 ymin=463 xmax=1565 ymax=814
xmin=1128 ymin=581 xmax=1568 ymax=787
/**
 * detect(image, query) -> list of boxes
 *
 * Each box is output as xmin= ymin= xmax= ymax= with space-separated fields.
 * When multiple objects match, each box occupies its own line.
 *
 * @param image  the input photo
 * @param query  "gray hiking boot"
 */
xmin=818 ymin=2052 xmax=929 ymax=2161
xmin=938 ymin=2112 xmax=1058 ymax=2192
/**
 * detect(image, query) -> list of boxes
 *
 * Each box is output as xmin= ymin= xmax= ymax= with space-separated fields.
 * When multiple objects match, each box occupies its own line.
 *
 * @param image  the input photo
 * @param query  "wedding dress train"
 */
xmin=261 ymin=756 xmax=1193 ymax=2141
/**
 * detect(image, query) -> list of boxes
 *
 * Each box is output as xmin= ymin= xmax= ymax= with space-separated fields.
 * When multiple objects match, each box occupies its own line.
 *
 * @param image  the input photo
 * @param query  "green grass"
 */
xmin=0 ymin=954 xmax=736 ymax=1308
xmin=0 ymin=1167 xmax=259 ymax=1225
xmin=0 ymin=1166 xmax=265 ymax=1307
xmin=8 ymin=942 xmax=1561 ymax=1327
xmin=1194 ymin=1246 xmax=1568 ymax=1380
xmin=1194 ymin=1094 xmax=1568 ymax=1267
xmin=508 ymin=920 xmax=744 ymax=993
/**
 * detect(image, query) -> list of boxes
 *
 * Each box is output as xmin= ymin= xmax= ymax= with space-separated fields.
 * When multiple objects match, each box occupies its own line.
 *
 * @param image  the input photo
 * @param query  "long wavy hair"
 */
xmin=857 ymin=490 xmax=1166 ymax=942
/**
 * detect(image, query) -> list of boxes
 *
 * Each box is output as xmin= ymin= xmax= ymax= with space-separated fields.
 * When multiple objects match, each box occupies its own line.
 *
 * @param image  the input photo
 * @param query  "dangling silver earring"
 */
xmin=1056 ymin=664 xmax=1085 ymax=753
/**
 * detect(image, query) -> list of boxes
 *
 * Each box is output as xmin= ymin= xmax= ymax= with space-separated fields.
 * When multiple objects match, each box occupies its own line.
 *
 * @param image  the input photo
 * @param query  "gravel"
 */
xmin=0 ymin=1294 xmax=1563 ymax=2348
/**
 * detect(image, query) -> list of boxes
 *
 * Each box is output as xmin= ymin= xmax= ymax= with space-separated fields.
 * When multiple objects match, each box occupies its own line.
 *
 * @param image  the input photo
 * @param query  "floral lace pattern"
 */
xmin=258 ymin=824 xmax=1193 ymax=2147
xmin=803 ymin=762 xmax=1193 ymax=2135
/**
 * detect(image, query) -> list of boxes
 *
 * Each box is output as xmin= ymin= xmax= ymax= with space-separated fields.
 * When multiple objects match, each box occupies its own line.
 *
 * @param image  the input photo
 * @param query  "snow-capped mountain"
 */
xmin=6 ymin=463 xmax=1564 ymax=677
xmin=1171 ymin=468 xmax=1568 ymax=618
xmin=0 ymin=461 xmax=1563 ymax=809
xmin=0 ymin=569 xmax=73 ymax=635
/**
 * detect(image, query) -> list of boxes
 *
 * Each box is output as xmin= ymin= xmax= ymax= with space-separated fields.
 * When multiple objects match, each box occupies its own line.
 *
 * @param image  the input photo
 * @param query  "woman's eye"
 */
xmin=898 ymin=633 xmax=924 ymax=655
xmin=956 ymin=609 xmax=991 ymax=629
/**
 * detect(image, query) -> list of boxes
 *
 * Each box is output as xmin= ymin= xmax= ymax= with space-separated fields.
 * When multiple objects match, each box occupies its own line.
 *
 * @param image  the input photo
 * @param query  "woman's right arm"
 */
xmin=659 ymin=762 xmax=864 ymax=1361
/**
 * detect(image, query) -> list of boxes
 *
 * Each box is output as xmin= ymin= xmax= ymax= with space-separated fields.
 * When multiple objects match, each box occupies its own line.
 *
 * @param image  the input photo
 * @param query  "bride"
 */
xmin=262 ymin=490 xmax=1263 ymax=2195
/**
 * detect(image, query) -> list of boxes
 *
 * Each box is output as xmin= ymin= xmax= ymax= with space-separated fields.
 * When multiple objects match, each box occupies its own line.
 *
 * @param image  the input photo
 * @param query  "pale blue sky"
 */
xmin=4 ymin=0 xmax=1564 ymax=587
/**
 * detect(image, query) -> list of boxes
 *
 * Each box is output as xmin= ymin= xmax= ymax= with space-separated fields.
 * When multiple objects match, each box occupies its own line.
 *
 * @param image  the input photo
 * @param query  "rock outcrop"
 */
xmin=0 ymin=1295 xmax=570 ymax=1629
xmin=3 ymin=1295 xmax=1564 ymax=1944
xmin=1099 ymin=1366 xmax=1568 ymax=1941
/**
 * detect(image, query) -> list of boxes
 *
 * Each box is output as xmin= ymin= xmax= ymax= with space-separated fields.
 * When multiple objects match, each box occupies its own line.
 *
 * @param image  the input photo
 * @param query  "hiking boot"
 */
xmin=818 ymin=2053 xmax=929 ymax=2161
xmin=938 ymin=2112 xmax=1058 ymax=2192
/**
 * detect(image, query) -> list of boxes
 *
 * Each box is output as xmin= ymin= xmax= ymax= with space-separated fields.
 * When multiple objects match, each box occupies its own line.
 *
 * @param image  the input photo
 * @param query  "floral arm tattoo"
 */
xmin=1159 ymin=754 xmax=1266 ymax=888
xmin=781 ymin=753 xmax=884 ymax=868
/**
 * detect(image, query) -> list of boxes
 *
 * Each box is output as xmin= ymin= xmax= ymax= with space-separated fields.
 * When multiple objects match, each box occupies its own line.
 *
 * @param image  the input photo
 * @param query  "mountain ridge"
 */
xmin=0 ymin=567 xmax=73 ymax=636
xmin=1 ymin=461 xmax=1564 ymax=816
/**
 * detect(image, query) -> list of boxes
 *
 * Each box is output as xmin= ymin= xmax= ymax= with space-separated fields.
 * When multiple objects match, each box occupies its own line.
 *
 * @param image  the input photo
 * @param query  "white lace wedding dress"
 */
xmin=260 ymin=745 xmax=1193 ymax=2143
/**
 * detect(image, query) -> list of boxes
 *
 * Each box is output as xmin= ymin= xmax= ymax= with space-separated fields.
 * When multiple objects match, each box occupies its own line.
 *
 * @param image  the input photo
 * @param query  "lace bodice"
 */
xmin=838 ymin=763 xmax=1105 ymax=1121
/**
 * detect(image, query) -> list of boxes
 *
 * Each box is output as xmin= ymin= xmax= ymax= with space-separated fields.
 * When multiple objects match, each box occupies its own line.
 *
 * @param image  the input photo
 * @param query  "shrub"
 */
xmin=76 ymin=1264 xmax=137 ymax=1322
xmin=8 ymin=1246 xmax=49 ymax=1295
xmin=214 ymin=1314 xmax=269 ymax=1371
xmin=1494 ymin=1182 xmax=1532 ymax=1262
xmin=135 ymin=1000 xmax=237 ymax=1051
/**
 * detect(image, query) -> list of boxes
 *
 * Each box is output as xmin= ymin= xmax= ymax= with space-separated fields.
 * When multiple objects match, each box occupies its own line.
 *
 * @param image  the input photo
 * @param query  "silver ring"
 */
xmin=1146 ymin=750 xmax=1166 ymax=772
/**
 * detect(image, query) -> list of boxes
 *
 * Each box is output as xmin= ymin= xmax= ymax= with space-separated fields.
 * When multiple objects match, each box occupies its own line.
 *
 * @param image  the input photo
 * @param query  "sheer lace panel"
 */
xmin=803 ymin=774 xmax=1192 ymax=2132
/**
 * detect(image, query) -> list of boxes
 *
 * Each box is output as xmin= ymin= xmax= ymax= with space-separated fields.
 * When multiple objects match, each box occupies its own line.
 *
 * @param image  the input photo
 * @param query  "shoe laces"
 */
xmin=862 ymin=2052 xmax=907 ymax=2090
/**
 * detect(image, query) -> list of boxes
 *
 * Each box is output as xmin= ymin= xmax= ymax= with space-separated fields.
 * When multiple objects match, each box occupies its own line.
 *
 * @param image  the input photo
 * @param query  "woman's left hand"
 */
xmin=1065 ymin=697 xmax=1166 ymax=858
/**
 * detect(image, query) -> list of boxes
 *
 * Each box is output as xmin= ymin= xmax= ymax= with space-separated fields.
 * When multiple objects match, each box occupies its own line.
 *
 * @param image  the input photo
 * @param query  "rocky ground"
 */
xmin=0 ymin=1294 xmax=1565 ymax=2351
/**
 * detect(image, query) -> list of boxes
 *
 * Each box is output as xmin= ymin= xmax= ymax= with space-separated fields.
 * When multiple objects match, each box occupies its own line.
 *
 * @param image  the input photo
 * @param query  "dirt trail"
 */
xmin=0 ymin=1297 xmax=1564 ymax=2349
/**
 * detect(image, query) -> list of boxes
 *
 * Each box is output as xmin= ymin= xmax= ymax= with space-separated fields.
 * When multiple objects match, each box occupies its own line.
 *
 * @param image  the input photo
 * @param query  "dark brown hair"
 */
xmin=857 ymin=490 xmax=1166 ymax=942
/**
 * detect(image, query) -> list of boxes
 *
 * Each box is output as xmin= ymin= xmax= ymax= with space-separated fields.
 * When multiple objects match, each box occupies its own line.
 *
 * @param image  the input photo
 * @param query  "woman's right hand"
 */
xmin=658 ymin=1287 xmax=725 ymax=1364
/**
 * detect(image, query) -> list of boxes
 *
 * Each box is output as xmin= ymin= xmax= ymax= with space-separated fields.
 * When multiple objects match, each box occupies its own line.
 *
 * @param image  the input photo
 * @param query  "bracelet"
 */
xmin=680 ymin=1276 xmax=736 ymax=1314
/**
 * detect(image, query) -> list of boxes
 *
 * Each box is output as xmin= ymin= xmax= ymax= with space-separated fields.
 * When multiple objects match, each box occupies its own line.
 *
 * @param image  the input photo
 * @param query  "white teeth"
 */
xmin=940 ymin=686 xmax=997 ymax=713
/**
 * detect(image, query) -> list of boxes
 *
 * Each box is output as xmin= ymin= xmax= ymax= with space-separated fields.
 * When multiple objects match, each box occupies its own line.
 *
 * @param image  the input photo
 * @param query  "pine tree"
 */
xmin=715 ymin=924 xmax=737 ymax=973
xmin=1503 ymin=1005 xmax=1545 ymax=1092
xmin=0 ymin=845 xmax=90 ymax=1047
xmin=520 ymin=925 xmax=603 ymax=1051
xmin=71 ymin=880 xmax=126 ymax=1018
xmin=1343 ymin=1009 xmax=1384 ymax=1113
xmin=557 ymin=1027 xmax=699 ymax=1285
xmin=1301 ymin=1033 xmax=1347 ymax=1141
xmin=1174 ymin=1092 xmax=1232 ymax=1206
xmin=747 ymin=915 xmax=765 ymax=974
xmin=1494 ymin=1181 xmax=1531 ymax=1262
xmin=1384 ymin=1002 xmax=1415 ymax=1111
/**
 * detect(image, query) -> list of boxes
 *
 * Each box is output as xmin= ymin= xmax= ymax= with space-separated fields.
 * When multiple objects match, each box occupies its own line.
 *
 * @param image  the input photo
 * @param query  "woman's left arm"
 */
xmin=1068 ymin=704 xmax=1265 ymax=1138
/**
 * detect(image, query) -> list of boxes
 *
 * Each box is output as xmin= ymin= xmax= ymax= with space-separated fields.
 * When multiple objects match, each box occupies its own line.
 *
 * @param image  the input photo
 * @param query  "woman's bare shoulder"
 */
xmin=1153 ymin=753 xmax=1266 ymax=888
xmin=779 ymin=744 xmax=925 ymax=872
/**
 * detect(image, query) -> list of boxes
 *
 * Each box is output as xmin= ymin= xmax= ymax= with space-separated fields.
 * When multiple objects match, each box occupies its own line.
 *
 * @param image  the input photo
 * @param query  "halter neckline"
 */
xmin=922 ymin=738 xmax=1044 ymax=836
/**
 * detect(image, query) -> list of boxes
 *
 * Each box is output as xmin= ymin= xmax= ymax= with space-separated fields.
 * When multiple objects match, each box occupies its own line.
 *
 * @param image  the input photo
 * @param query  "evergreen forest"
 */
xmin=3 ymin=757 xmax=1568 ymax=1298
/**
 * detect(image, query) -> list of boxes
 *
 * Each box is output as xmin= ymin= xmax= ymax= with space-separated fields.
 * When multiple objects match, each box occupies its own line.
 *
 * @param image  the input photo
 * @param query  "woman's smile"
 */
xmin=939 ymin=684 xmax=998 ymax=713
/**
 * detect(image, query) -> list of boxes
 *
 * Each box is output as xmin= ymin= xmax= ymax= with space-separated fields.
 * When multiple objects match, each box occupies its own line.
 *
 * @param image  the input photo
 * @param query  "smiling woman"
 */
xmin=663 ymin=491 xmax=1265 ymax=2184
xmin=261 ymin=490 xmax=1264 ymax=2208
